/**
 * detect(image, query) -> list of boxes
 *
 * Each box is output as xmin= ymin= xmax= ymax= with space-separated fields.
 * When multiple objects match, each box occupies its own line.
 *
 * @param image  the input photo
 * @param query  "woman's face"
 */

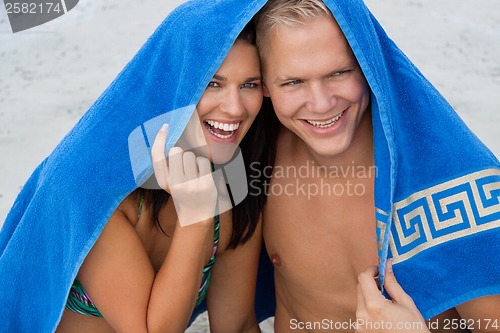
xmin=188 ymin=41 xmax=263 ymax=164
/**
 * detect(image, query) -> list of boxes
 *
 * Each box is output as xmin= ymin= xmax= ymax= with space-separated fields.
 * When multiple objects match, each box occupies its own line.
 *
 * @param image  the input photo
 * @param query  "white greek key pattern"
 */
xmin=389 ymin=169 xmax=500 ymax=263
xmin=376 ymin=209 xmax=388 ymax=252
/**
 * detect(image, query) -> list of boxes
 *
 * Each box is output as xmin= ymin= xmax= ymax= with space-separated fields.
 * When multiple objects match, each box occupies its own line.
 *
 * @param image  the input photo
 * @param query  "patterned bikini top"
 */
xmin=65 ymin=193 xmax=220 ymax=317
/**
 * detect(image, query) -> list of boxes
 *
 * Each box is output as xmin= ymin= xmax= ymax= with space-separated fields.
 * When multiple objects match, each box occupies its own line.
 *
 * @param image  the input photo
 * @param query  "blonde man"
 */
xmin=255 ymin=0 xmax=500 ymax=332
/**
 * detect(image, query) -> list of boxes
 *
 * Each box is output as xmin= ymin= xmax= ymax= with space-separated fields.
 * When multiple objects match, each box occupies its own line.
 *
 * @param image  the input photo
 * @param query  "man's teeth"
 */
xmin=306 ymin=111 xmax=345 ymax=128
xmin=205 ymin=120 xmax=240 ymax=131
xmin=205 ymin=120 xmax=240 ymax=139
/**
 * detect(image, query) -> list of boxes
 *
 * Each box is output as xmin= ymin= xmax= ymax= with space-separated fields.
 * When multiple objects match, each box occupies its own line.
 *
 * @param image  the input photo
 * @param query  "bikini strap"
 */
xmin=137 ymin=189 xmax=145 ymax=220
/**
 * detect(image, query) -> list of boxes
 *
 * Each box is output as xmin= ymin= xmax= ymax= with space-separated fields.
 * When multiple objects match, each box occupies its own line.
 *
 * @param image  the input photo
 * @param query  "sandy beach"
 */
xmin=1 ymin=0 xmax=499 ymax=331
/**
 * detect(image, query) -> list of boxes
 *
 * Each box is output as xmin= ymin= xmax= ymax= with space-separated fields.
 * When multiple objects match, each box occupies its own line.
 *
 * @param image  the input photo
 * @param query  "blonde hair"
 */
xmin=255 ymin=0 xmax=332 ymax=60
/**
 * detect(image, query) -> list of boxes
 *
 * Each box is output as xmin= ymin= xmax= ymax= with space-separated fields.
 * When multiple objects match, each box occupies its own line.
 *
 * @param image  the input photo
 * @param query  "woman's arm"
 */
xmin=206 ymin=217 xmax=263 ymax=333
xmin=78 ymin=209 xmax=213 ymax=333
xmin=78 ymin=125 xmax=218 ymax=333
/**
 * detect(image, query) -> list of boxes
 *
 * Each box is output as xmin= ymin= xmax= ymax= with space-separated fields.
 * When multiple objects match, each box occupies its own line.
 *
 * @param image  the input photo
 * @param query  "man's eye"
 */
xmin=332 ymin=69 xmax=352 ymax=77
xmin=282 ymin=80 xmax=302 ymax=87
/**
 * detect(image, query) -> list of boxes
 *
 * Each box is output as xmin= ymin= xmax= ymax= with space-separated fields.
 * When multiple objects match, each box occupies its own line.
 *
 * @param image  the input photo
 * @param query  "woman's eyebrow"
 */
xmin=245 ymin=77 xmax=262 ymax=82
xmin=213 ymin=74 xmax=226 ymax=81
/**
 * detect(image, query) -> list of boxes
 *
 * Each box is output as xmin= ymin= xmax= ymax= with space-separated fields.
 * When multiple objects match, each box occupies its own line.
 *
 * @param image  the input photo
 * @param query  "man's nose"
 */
xmin=308 ymin=82 xmax=336 ymax=114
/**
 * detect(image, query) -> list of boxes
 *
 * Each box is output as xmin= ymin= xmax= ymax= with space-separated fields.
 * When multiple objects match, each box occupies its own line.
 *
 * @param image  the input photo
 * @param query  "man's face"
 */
xmin=262 ymin=15 xmax=371 ymax=159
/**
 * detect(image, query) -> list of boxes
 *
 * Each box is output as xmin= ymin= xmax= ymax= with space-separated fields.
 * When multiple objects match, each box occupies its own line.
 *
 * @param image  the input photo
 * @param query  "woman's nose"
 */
xmin=220 ymin=88 xmax=245 ymax=116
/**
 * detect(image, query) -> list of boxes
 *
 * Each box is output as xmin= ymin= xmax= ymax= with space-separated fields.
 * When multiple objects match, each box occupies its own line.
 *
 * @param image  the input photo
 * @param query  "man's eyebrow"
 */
xmin=272 ymin=63 xmax=359 ymax=84
xmin=327 ymin=62 xmax=359 ymax=75
xmin=319 ymin=62 xmax=359 ymax=79
xmin=273 ymin=76 xmax=302 ymax=85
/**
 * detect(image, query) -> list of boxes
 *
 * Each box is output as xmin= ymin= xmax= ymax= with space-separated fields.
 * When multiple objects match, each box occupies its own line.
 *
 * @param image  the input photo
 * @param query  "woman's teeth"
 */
xmin=306 ymin=111 xmax=345 ymax=128
xmin=205 ymin=120 xmax=240 ymax=139
xmin=206 ymin=120 xmax=240 ymax=131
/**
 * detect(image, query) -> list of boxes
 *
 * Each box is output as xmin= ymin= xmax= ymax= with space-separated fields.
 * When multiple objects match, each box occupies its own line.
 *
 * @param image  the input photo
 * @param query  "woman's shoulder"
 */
xmin=114 ymin=190 xmax=142 ymax=227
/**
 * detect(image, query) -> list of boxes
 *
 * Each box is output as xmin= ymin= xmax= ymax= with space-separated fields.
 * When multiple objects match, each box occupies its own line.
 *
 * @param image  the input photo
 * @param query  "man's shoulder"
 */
xmin=275 ymin=126 xmax=303 ymax=162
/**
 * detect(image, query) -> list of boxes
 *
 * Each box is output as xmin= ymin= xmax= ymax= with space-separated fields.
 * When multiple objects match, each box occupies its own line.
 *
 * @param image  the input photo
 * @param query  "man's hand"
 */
xmin=356 ymin=261 xmax=430 ymax=333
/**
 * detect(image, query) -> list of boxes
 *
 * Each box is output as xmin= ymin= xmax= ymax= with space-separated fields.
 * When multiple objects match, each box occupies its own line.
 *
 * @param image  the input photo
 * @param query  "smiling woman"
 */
xmin=197 ymin=40 xmax=263 ymax=163
xmin=54 ymin=21 xmax=271 ymax=333
xmin=0 ymin=0 xmax=278 ymax=331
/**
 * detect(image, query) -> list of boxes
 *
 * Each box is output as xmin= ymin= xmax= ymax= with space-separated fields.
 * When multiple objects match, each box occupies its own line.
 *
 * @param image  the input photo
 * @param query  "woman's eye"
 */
xmin=207 ymin=81 xmax=221 ymax=88
xmin=242 ymin=82 xmax=260 ymax=89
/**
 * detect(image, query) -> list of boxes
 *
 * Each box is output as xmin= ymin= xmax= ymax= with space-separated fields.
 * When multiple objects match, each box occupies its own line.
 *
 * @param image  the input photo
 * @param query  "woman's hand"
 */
xmin=152 ymin=124 xmax=218 ymax=226
xmin=356 ymin=261 xmax=430 ymax=333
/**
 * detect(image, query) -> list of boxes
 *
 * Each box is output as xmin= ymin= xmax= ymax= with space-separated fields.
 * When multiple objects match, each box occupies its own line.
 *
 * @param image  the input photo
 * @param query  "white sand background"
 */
xmin=0 ymin=0 xmax=499 ymax=331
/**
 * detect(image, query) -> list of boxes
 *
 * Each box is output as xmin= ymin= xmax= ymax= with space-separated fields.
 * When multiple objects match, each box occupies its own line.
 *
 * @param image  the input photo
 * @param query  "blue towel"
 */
xmin=322 ymin=0 xmax=500 ymax=319
xmin=0 ymin=0 xmax=268 ymax=331
xmin=1 ymin=1 xmax=499 ymax=331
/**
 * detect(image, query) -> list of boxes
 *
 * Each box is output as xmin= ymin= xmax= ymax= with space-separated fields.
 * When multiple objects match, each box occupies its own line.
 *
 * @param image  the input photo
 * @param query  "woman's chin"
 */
xmin=208 ymin=143 xmax=239 ymax=165
xmin=187 ymin=142 xmax=238 ymax=165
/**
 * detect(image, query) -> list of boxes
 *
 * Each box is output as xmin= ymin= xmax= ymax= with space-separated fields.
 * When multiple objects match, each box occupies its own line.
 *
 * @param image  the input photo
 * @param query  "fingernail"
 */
xmin=160 ymin=124 xmax=169 ymax=132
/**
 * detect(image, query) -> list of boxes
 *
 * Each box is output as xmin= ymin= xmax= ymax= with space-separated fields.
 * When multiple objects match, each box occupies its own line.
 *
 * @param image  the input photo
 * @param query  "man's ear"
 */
xmin=263 ymin=82 xmax=270 ymax=97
